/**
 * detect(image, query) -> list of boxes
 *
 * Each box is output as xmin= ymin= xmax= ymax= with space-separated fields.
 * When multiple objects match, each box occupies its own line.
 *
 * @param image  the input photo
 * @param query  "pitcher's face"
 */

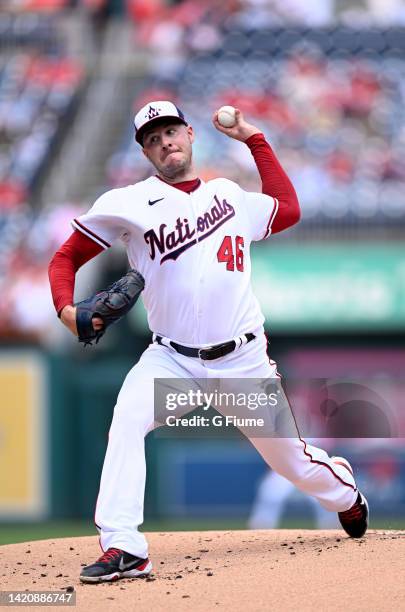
xmin=142 ymin=122 xmax=194 ymax=180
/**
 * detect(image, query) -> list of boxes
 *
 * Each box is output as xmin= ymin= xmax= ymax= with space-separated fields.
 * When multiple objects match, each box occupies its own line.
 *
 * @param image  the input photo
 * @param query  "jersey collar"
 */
xmin=155 ymin=175 xmax=202 ymax=194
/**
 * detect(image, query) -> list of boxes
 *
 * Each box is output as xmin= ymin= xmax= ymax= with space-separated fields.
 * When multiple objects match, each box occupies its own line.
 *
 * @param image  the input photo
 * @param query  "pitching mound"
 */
xmin=1 ymin=530 xmax=404 ymax=611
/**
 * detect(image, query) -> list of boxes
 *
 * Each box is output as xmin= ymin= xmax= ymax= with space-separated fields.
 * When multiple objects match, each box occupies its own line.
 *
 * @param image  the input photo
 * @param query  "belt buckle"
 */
xmin=199 ymin=344 xmax=218 ymax=359
xmin=198 ymin=347 xmax=210 ymax=360
xmin=199 ymin=343 xmax=226 ymax=360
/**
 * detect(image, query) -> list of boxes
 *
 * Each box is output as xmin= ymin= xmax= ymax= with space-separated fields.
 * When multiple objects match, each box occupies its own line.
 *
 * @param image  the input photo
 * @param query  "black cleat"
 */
xmin=80 ymin=547 xmax=152 ymax=583
xmin=338 ymin=491 xmax=369 ymax=538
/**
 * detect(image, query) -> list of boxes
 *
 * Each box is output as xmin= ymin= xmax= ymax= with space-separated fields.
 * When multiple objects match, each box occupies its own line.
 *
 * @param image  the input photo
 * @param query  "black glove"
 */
xmin=75 ymin=269 xmax=145 ymax=346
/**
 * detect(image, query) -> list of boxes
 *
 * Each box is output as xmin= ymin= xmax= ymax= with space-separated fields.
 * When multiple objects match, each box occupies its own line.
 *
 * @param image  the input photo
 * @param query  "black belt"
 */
xmin=154 ymin=333 xmax=256 ymax=361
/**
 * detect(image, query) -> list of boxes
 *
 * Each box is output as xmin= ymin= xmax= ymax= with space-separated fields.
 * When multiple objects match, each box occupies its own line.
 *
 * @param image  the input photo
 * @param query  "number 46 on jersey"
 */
xmin=217 ymin=235 xmax=244 ymax=272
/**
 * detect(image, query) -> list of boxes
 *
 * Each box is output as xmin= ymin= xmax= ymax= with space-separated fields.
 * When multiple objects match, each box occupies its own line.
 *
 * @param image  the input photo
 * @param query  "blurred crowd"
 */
xmin=1 ymin=1 xmax=405 ymax=343
xmin=0 ymin=202 xmax=84 ymax=343
xmin=1 ymin=0 xmax=405 ymax=26
xmin=0 ymin=2 xmax=85 ymax=343
xmin=109 ymin=47 xmax=405 ymax=222
xmin=0 ymin=54 xmax=83 ymax=206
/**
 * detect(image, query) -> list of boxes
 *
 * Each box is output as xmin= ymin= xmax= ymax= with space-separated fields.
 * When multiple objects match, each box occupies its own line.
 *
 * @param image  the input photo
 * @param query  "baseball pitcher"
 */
xmin=48 ymin=101 xmax=369 ymax=583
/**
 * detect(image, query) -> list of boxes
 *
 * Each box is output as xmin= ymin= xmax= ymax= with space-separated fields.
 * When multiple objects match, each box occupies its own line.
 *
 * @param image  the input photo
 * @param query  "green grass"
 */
xmin=0 ymin=517 xmax=403 ymax=546
xmin=0 ymin=519 xmax=246 ymax=545
xmin=0 ymin=521 xmax=95 ymax=546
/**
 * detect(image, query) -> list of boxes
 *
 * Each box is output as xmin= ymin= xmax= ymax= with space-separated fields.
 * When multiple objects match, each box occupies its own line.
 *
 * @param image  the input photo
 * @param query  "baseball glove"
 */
xmin=75 ymin=269 xmax=145 ymax=346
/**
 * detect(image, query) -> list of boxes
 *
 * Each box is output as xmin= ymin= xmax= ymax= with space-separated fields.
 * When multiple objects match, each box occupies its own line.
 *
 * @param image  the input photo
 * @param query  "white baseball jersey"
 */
xmin=72 ymin=175 xmax=360 ymax=562
xmin=72 ymin=176 xmax=279 ymax=345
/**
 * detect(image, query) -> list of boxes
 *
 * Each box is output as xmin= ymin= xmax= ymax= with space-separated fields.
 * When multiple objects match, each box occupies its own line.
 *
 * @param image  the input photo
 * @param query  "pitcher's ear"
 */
xmin=187 ymin=125 xmax=194 ymax=143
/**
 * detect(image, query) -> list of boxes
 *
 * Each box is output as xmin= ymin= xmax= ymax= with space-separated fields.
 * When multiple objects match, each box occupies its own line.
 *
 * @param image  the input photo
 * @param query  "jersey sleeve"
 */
xmin=244 ymin=191 xmax=279 ymax=241
xmin=71 ymin=190 xmax=129 ymax=249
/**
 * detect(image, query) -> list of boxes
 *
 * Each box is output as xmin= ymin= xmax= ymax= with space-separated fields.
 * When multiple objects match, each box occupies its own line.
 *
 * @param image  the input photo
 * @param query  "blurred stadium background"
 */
xmin=1 ymin=0 xmax=404 ymax=544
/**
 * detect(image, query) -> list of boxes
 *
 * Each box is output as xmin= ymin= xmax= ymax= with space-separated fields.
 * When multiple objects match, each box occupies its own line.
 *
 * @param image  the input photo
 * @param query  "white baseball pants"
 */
xmin=95 ymin=331 xmax=358 ymax=558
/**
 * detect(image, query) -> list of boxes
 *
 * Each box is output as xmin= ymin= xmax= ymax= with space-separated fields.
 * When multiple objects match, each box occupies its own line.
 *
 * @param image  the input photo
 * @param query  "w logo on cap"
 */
xmin=146 ymin=106 xmax=160 ymax=119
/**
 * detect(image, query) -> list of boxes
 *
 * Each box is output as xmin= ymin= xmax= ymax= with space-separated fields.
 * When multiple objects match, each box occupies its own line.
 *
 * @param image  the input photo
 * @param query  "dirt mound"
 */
xmin=0 ymin=530 xmax=404 ymax=611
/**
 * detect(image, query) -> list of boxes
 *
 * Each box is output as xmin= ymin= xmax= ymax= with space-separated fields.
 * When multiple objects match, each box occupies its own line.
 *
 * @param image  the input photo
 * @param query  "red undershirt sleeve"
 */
xmin=245 ymin=133 xmax=301 ymax=233
xmin=48 ymin=230 xmax=105 ymax=316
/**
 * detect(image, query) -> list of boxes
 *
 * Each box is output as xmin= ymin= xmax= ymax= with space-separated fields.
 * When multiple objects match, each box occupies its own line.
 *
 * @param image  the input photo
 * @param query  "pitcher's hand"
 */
xmin=212 ymin=108 xmax=261 ymax=142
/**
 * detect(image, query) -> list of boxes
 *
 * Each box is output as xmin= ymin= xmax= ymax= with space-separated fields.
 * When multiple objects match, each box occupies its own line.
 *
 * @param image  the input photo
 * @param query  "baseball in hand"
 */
xmin=217 ymin=105 xmax=237 ymax=128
